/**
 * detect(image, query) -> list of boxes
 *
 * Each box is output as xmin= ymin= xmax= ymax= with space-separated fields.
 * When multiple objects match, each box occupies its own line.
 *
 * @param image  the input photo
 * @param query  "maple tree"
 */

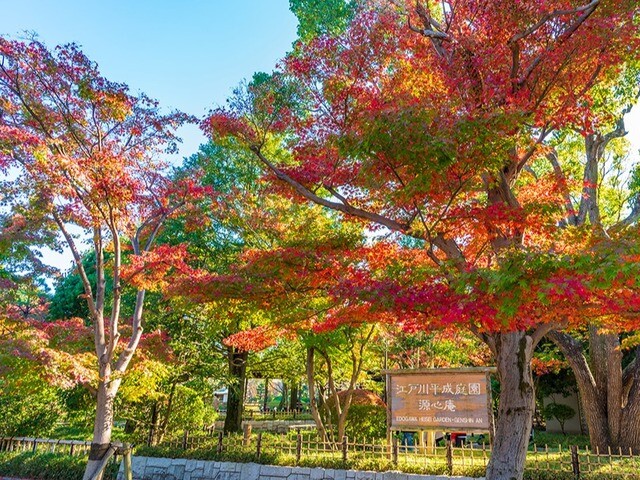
xmin=207 ymin=214 xmax=378 ymax=442
xmin=126 ymin=136 xmax=370 ymax=432
xmin=138 ymin=142 xmax=282 ymax=435
xmin=205 ymin=1 xmax=640 ymax=478
xmin=0 ymin=307 xmax=185 ymax=442
xmin=545 ymin=106 xmax=640 ymax=450
xmin=194 ymin=231 xmax=395 ymax=443
xmin=0 ymin=315 xmax=66 ymax=436
xmin=126 ymin=136 xmax=376 ymax=436
xmin=42 ymin=248 xmax=192 ymax=441
xmin=303 ymin=325 xmax=379 ymax=443
xmin=0 ymin=207 xmax=57 ymax=320
xmin=0 ymin=36 xmax=195 ymax=478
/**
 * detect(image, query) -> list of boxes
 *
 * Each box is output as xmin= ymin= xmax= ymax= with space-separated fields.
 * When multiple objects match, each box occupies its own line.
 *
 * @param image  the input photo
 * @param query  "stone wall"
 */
xmin=543 ymin=392 xmax=585 ymax=435
xmin=118 ymin=457 xmax=483 ymax=480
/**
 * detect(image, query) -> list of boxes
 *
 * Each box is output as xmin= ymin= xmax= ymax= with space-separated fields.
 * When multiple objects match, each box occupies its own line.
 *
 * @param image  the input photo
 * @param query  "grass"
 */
xmin=8 ymin=422 xmax=639 ymax=479
xmin=0 ymin=451 xmax=119 ymax=480
xmin=49 ymin=422 xmax=92 ymax=440
xmin=530 ymin=430 xmax=591 ymax=449
xmin=3 ymin=430 xmax=640 ymax=479
xmin=133 ymin=430 xmax=640 ymax=479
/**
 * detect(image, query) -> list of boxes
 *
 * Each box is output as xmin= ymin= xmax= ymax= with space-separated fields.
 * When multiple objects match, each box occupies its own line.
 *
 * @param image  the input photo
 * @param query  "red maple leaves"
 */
xmin=203 ymin=0 xmax=640 ymax=340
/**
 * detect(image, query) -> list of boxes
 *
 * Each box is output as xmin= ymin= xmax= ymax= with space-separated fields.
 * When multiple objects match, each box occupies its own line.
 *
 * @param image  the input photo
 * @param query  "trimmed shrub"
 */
xmin=343 ymin=404 xmax=386 ymax=439
xmin=542 ymin=402 xmax=575 ymax=435
xmin=325 ymin=389 xmax=387 ymax=439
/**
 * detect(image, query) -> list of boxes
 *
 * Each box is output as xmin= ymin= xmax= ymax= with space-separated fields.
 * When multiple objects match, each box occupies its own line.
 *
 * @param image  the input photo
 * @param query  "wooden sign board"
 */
xmin=385 ymin=368 xmax=494 ymax=432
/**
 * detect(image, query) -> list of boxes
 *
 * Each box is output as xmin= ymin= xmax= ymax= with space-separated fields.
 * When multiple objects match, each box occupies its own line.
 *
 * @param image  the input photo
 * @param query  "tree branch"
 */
xmin=114 ymin=290 xmax=145 ymax=373
xmin=530 ymin=321 xmax=564 ymax=349
xmin=511 ymin=0 xmax=600 ymax=87
xmin=52 ymin=210 xmax=105 ymax=356
xmin=250 ymin=147 xmax=410 ymax=234
xmin=509 ymin=0 xmax=599 ymax=45
xmin=547 ymin=150 xmax=578 ymax=226
xmin=547 ymin=330 xmax=597 ymax=391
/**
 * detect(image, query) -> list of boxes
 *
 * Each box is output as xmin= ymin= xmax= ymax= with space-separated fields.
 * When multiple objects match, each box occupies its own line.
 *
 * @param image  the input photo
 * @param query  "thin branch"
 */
xmin=611 ymin=200 xmax=640 ymax=231
xmin=547 ymin=150 xmax=578 ymax=226
xmin=105 ymin=232 xmax=122 ymax=366
xmin=509 ymin=0 xmax=599 ymax=45
xmin=512 ymin=0 xmax=600 ymax=87
xmin=114 ymin=290 xmax=145 ymax=373
xmin=469 ymin=325 xmax=496 ymax=357
xmin=250 ymin=147 xmax=410 ymax=234
xmin=52 ymin=210 xmax=105 ymax=356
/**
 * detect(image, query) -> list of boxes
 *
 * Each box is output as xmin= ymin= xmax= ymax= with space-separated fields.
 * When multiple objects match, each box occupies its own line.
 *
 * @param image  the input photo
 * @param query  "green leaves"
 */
xmin=290 ymin=0 xmax=358 ymax=41
xmin=0 ymin=358 xmax=63 ymax=436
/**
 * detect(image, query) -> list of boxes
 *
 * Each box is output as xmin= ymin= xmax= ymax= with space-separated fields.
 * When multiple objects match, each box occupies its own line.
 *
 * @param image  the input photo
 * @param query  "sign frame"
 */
xmin=383 ymin=367 xmax=496 ymax=442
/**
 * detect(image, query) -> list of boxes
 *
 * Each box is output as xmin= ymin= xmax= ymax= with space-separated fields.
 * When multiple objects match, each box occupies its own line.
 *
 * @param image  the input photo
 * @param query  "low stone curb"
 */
xmin=118 ymin=456 xmax=484 ymax=480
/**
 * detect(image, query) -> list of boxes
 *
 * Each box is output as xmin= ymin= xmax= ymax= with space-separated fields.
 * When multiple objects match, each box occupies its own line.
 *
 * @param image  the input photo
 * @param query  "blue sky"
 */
xmin=0 ymin=0 xmax=299 ymax=161
xmin=0 ymin=1 xmax=298 ymax=274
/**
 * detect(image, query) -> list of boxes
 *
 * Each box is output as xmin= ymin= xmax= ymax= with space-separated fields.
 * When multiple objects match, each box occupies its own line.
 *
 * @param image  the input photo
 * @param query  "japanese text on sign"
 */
xmin=388 ymin=371 xmax=491 ymax=431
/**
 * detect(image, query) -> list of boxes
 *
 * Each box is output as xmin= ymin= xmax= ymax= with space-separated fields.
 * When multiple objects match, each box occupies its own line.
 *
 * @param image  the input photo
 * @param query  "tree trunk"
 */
xmin=620 ymin=384 xmax=640 ymax=453
xmin=320 ymin=384 xmax=336 ymax=443
xmin=83 ymin=376 xmax=118 ymax=480
xmin=263 ymin=378 xmax=270 ymax=412
xmin=485 ymin=331 xmax=535 ymax=480
xmin=548 ymin=330 xmax=640 ymax=453
xmin=124 ymin=419 xmax=136 ymax=435
xmin=148 ymin=401 xmax=159 ymax=446
xmin=306 ymin=347 xmax=329 ymax=441
xmin=602 ymin=334 xmax=622 ymax=445
xmin=290 ymin=381 xmax=299 ymax=411
xmin=278 ymin=383 xmax=288 ymax=410
xmin=336 ymin=391 xmax=352 ymax=441
xmin=157 ymin=380 xmax=178 ymax=445
xmin=223 ymin=347 xmax=248 ymax=434
xmin=548 ymin=330 xmax=610 ymax=450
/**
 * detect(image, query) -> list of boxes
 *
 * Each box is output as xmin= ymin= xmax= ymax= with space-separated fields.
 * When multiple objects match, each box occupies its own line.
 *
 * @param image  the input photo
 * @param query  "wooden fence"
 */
xmin=3 ymin=433 xmax=640 ymax=478
xmin=217 ymin=409 xmax=313 ymax=421
xmin=156 ymin=430 xmax=640 ymax=478
xmin=0 ymin=436 xmax=92 ymax=456
xmin=0 ymin=437 xmax=134 ymax=480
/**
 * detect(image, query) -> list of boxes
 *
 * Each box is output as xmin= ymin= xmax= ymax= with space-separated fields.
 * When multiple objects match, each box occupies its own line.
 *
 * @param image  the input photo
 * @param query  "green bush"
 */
xmin=542 ymin=402 xmax=575 ymax=435
xmin=324 ymin=390 xmax=387 ymax=439
xmin=0 ymin=348 xmax=67 ymax=437
xmin=167 ymin=385 xmax=211 ymax=433
xmin=530 ymin=430 xmax=590 ymax=448
xmin=62 ymin=385 xmax=95 ymax=421
xmin=343 ymin=404 xmax=386 ymax=439
xmin=0 ymin=451 xmax=119 ymax=480
xmin=0 ymin=383 xmax=63 ymax=436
